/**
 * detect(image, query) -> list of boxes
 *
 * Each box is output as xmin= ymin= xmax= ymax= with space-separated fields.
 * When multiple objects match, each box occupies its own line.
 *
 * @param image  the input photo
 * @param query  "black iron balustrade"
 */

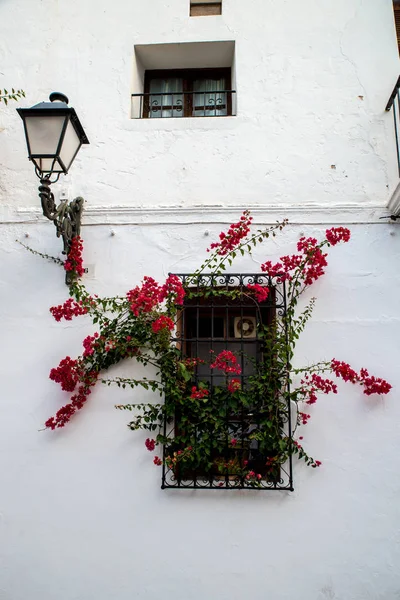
xmin=386 ymin=76 xmax=400 ymax=177
xmin=131 ymin=90 xmax=236 ymax=119
xmin=161 ymin=273 xmax=294 ymax=492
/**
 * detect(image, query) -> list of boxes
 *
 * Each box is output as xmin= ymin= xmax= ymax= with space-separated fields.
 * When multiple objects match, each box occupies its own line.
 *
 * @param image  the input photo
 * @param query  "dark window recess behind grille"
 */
xmin=161 ymin=273 xmax=294 ymax=491
xmin=142 ymin=68 xmax=233 ymax=118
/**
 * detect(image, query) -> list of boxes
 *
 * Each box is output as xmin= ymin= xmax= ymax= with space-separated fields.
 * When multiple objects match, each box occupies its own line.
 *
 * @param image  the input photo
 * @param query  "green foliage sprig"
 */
xmin=0 ymin=88 xmax=25 ymax=105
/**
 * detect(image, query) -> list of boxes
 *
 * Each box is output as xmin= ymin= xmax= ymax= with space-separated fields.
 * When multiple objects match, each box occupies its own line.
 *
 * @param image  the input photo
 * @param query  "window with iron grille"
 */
xmin=161 ymin=274 xmax=294 ymax=491
xmin=142 ymin=68 xmax=234 ymax=119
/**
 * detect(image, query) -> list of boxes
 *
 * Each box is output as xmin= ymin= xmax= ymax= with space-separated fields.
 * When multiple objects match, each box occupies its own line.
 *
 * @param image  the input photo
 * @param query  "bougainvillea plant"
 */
xmin=27 ymin=212 xmax=391 ymax=489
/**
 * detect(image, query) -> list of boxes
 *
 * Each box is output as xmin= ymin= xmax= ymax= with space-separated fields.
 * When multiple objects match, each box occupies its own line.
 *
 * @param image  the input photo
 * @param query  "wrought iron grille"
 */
xmin=161 ymin=273 xmax=294 ymax=491
xmin=386 ymin=75 xmax=400 ymax=177
xmin=131 ymin=90 xmax=236 ymax=119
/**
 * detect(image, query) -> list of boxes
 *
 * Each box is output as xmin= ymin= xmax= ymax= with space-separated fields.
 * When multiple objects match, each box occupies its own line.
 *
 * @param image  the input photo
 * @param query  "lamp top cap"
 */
xmin=49 ymin=92 xmax=69 ymax=104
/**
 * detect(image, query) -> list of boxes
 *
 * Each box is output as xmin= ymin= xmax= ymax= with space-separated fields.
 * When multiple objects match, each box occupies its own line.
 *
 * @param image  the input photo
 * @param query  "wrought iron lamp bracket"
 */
xmin=37 ymin=174 xmax=84 ymax=256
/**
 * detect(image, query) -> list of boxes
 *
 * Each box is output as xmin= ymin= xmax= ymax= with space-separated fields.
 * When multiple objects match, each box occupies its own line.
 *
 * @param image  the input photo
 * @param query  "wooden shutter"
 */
xmin=394 ymin=4 xmax=400 ymax=54
xmin=190 ymin=2 xmax=222 ymax=17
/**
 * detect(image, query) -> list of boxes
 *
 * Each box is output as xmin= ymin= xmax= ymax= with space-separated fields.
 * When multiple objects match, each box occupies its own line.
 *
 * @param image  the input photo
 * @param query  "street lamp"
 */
xmin=17 ymin=92 xmax=89 ymax=264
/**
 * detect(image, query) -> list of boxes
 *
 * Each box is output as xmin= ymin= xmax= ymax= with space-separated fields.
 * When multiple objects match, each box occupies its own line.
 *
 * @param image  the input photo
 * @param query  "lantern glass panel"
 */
xmin=33 ymin=157 xmax=64 ymax=174
xmin=24 ymin=115 xmax=66 ymax=157
xmin=59 ymin=120 xmax=81 ymax=172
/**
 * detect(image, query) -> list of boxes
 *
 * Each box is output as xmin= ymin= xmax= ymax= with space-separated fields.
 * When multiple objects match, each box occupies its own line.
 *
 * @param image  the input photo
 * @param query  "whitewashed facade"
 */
xmin=1 ymin=1 xmax=400 ymax=599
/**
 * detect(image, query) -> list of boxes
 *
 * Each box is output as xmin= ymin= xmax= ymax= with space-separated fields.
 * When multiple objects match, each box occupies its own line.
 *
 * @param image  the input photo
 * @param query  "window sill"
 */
xmin=126 ymin=114 xmax=238 ymax=132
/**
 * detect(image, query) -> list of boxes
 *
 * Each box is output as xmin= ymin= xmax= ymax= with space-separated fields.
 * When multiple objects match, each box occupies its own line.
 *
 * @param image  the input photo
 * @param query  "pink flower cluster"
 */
xmin=45 ymin=370 xmax=98 ymax=429
xmin=227 ymin=378 xmax=241 ymax=393
xmin=246 ymin=284 xmax=270 ymax=303
xmin=184 ymin=357 xmax=206 ymax=369
xmin=331 ymin=359 xmax=392 ymax=396
xmin=160 ymin=274 xmax=185 ymax=305
xmin=330 ymin=360 xmax=359 ymax=383
xmin=127 ymin=275 xmax=185 ymax=316
xmin=190 ymin=386 xmax=209 ymax=399
xmin=152 ymin=315 xmax=174 ymax=333
xmin=145 ymin=438 xmax=156 ymax=451
xmin=299 ymin=411 xmax=311 ymax=425
xmin=245 ymin=471 xmax=262 ymax=481
xmin=300 ymin=373 xmax=338 ymax=405
xmin=331 ymin=360 xmax=391 ymax=395
xmin=165 ymin=446 xmax=194 ymax=469
xmin=49 ymin=356 xmax=82 ymax=392
xmin=82 ymin=332 xmax=99 ymax=357
xmin=64 ymin=236 xmax=84 ymax=277
xmin=127 ymin=276 xmax=162 ymax=316
xmin=359 ymin=369 xmax=392 ymax=396
xmin=261 ymin=229 xmax=350 ymax=288
xmin=50 ymin=298 xmax=89 ymax=322
xmin=210 ymin=350 xmax=242 ymax=375
xmin=207 ymin=211 xmax=253 ymax=256
xmin=325 ymin=227 xmax=351 ymax=246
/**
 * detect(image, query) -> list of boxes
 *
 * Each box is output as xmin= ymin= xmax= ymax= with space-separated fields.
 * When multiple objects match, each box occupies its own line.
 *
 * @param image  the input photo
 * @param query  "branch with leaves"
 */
xmin=0 ymin=88 xmax=25 ymax=105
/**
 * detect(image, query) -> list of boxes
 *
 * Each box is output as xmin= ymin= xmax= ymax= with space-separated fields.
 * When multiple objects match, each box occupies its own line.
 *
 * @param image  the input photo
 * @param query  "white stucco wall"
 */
xmin=1 ymin=1 xmax=400 ymax=599
xmin=0 ymin=0 xmax=400 ymax=211
xmin=1 ymin=219 xmax=400 ymax=600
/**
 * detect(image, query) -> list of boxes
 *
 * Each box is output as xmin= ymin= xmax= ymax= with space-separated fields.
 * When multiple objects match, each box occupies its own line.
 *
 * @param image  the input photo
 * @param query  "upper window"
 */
xmin=142 ymin=68 xmax=233 ymax=119
xmin=190 ymin=0 xmax=222 ymax=17
xmin=132 ymin=41 xmax=235 ymax=119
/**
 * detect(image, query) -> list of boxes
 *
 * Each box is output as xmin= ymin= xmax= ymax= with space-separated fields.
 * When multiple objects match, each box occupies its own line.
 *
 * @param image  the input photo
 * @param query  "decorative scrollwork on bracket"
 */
xmin=38 ymin=178 xmax=84 ymax=256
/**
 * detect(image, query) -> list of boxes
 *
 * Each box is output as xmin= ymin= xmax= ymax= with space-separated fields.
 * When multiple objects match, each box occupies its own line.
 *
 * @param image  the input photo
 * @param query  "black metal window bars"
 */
xmin=161 ymin=273 xmax=294 ymax=491
xmin=386 ymin=75 xmax=400 ymax=177
xmin=131 ymin=90 xmax=236 ymax=119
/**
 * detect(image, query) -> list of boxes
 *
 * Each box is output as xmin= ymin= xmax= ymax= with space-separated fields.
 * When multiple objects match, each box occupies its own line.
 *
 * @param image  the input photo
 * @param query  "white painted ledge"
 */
xmin=2 ymin=203 xmax=392 ymax=226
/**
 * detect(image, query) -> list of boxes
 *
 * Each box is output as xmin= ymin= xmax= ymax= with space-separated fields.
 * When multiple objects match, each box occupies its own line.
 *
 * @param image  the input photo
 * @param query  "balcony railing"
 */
xmin=131 ymin=90 xmax=236 ymax=119
xmin=386 ymin=76 xmax=400 ymax=177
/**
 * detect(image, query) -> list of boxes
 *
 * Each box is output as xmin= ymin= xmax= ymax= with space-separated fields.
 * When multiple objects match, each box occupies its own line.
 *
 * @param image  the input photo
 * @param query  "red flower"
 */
xmin=190 ymin=386 xmax=209 ymax=399
xmin=82 ymin=332 xmax=99 ymax=357
xmin=64 ymin=236 xmax=84 ymax=277
xmin=49 ymin=356 xmax=83 ymax=392
xmin=153 ymin=456 xmax=162 ymax=466
xmin=227 ymin=379 xmax=241 ymax=393
xmin=210 ymin=350 xmax=242 ymax=375
xmin=246 ymin=284 xmax=269 ymax=303
xmin=145 ymin=438 xmax=156 ymax=452
xmin=231 ymin=438 xmax=238 ymax=446
xmin=184 ymin=357 xmax=206 ymax=369
xmin=151 ymin=315 xmax=174 ymax=333
xmin=300 ymin=373 xmax=338 ymax=405
xmin=330 ymin=360 xmax=391 ymax=396
xmin=50 ymin=298 xmax=90 ymax=321
xmin=159 ymin=274 xmax=185 ymax=306
xmin=325 ymin=227 xmax=351 ymax=246
xmin=331 ymin=359 xmax=360 ymax=383
xmin=299 ymin=412 xmax=311 ymax=425
xmin=127 ymin=277 xmax=162 ymax=316
xmin=359 ymin=369 xmax=392 ymax=396
xmin=45 ymin=370 xmax=98 ymax=429
xmin=261 ymin=260 xmax=286 ymax=279
xmin=207 ymin=211 xmax=253 ymax=255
